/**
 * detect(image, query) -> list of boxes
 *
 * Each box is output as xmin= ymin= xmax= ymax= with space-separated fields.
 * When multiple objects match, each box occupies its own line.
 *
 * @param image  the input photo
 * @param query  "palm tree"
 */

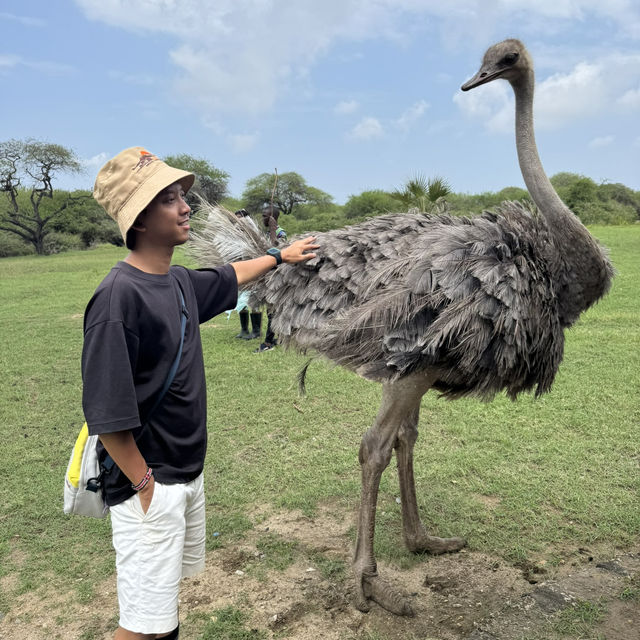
xmin=392 ymin=173 xmax=452 ymax=214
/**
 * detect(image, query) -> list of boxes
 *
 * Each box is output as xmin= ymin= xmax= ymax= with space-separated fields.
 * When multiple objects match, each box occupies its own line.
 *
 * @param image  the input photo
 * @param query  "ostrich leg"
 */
xmin=353 ymin=390 xmax=403 ymax=615
xmin=354 ymin=374 xmax=466 ymax=616
xmin=394 ymin=378 xmax=467 ymax=555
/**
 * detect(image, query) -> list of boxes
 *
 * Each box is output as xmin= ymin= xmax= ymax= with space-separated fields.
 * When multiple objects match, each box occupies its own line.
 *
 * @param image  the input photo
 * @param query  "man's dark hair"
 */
xmin=126 ymin=209 xmax=146 ymax=250
xmin=126 ymin=229 xmax=137 ymax=250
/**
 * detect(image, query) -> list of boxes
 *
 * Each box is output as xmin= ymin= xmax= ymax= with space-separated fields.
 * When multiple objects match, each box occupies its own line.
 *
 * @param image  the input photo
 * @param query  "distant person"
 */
xmin=262 ymin=203 xmax=287 ymax=246
xmin=233 ymin=209 xmax=262 ymax=340
xmin=254 ymin=204 xmax=287 ymax=353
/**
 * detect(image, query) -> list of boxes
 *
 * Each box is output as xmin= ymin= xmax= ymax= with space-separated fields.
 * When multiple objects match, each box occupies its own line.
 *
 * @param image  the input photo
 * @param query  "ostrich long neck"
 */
xmin=512 ymin=71 xmax=570 ymax=228
xmin=511 ymin=69 xmax=612 ymax=324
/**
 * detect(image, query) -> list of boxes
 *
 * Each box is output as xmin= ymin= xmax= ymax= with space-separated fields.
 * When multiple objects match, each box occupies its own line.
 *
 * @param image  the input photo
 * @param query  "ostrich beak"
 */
xmin=461 ymin=65 xmax=504 ymax=91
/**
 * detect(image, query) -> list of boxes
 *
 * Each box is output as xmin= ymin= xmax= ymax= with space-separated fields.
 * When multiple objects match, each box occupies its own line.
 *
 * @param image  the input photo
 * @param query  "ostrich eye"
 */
xmin=503 ymin=52 xmax=519 ymax=65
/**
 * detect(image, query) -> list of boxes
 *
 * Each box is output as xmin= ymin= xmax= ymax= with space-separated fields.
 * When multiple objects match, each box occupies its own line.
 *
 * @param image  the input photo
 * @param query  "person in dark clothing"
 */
xmin=85 ymin=147 xmax=318 ymax=640
xmin=233 ymin=209 xmax=264 ymax=340
xmin=254 ymin=204 xmax=287 ymax=353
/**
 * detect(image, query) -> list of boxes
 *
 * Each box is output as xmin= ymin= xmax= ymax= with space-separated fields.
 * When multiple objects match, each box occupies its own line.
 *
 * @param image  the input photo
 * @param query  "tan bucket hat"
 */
xmin=93 ymin=147 xmax=195 ymax=242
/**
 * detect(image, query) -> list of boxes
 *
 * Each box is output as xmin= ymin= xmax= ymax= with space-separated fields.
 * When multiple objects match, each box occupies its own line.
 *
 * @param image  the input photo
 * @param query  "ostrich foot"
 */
xmin=405 ymin=533 xmax=467 ymax=555
xmin=356 ymin=574 xmax=415 ymax=617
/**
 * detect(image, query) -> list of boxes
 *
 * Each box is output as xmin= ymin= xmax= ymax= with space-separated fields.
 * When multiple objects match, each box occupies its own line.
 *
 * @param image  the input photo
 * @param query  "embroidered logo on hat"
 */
xmin=133 ymin=150 xmax=158 ymax=172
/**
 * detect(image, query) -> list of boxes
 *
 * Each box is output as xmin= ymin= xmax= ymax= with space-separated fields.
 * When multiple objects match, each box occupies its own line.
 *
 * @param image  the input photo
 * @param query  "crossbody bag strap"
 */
xmin=144 ymin=282 xmax=188 ymax=421
xmin=101 ymin=280 xmax=189 ymax=476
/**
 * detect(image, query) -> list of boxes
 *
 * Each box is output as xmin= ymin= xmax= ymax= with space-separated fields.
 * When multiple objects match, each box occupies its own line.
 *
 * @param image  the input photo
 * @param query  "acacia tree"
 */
xmin=163 ymin=153 xmax=229 ymax=208
xmin=242 ymin=171 xmax=333 ymax=217
xmin=51 ymin=189 xmax=123 ymax=247
xmin=0 ymin=139 xmax=87 ymax=254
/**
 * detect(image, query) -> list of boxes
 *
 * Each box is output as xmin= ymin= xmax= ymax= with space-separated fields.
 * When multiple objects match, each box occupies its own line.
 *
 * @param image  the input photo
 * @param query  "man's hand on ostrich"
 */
xmin=281 ymin=236 xmax=319 ymax=263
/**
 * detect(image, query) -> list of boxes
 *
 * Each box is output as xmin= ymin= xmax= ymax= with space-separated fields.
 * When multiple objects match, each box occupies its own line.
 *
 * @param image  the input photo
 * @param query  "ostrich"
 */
xmin=190 ymin=39 xmax=613 ymax=616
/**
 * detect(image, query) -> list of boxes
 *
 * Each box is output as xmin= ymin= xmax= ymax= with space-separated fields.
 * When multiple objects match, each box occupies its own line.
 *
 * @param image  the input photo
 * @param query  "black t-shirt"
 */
xmin=81 ymin=261 xmax=237 ymax=506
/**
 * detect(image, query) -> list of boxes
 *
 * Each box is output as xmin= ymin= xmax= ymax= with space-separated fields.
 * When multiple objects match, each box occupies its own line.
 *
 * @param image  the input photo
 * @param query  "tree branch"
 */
xmin=4 ymin=212 xmax=36 ymax=234
xmin=0 ymin=222 xmax=34 ymax=242
xmin=41 ymin=193 xmax=91 ymax=225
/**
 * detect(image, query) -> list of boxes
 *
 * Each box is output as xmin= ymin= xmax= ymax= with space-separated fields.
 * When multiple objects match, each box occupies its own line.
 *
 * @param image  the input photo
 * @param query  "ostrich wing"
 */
xmin=266 ymin=213 xmax=436 ymax=350
xmin=190 ymin=202 xmax=565 ymax=400
xmin=305 ymin=203 xmax=565 ymax=399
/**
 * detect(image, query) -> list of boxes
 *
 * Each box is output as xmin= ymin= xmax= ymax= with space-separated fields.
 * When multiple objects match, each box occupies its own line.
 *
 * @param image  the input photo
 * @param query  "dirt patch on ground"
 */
xmin=1 ymin=504 xmax=638 ymax=639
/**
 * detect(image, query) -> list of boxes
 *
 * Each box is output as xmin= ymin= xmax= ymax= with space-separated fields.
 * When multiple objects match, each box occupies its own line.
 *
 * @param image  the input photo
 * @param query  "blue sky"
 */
xmin=1 ymin=1 xmax=639 ymax=204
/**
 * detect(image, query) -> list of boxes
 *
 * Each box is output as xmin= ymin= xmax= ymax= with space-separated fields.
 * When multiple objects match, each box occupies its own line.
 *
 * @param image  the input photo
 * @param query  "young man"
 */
xmin=84 ymin=147 xmax=318 ymax=640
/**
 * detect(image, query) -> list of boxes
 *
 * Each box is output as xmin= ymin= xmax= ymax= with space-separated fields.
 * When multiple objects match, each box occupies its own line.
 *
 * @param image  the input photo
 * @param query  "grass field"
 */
xmin=0 ymin=225 xmax=638 ymax=638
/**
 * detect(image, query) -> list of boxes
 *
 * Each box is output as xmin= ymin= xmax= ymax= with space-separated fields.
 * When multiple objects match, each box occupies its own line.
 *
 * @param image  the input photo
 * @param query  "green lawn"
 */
xmin=0 ymin=225 xmax=638 ymax=628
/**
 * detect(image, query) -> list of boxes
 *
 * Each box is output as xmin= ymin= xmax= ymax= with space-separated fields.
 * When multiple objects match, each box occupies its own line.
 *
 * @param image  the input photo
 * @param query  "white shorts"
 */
xmin=110 ymin=473 xmax=206 ymax=634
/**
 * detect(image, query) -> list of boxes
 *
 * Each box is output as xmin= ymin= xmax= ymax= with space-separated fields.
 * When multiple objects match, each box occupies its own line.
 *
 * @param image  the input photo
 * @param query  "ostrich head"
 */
xmin=461 ymin=39 xmax=532 ymax=91
xmin=459 ymin=38 xmax=613 ymax=326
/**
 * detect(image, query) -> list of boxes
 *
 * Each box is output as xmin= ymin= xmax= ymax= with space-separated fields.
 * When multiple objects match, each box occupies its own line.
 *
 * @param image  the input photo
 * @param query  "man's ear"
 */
xmin=131 ymin=209 xmax=147 ymax=232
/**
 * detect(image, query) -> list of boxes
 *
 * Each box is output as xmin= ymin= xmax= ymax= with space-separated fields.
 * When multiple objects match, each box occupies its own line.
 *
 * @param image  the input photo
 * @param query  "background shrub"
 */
xmin=343 ymin=190 xmax=400 ymax=219
xmin=0 ymin=231 xmax=35 ymax=257
xmin=42 ymin=232 xmax=84 ymax=255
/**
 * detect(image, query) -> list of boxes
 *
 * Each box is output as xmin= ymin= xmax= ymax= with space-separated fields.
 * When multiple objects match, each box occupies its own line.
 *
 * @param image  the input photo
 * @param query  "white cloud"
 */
xmin=618 ymin=86 xmax=640 ymax=110
xmin=30 ymin=60 xmax=75 ymax=75
xmin=334 ymin=100 xmax=359 ymax=115
xmin=73 ymin=0 xmax=640 ymax=123
xmin=336 ymin=51 xmax=364 ymax=63
xmin=64 ymin=1 xmax=481 ymax=119
xmin=82 ymin=152 xmax=109 ymax=168
xmin=76 ymin=0 xmax=389 ymax=116
xmin=453 ymin=81 xmax=512 ymax=133
xmin=73 ymin=0 xmax=196 ymax=36
xmin=200 ymin=118 xmax=259 ymax=153
xmin=228 ymin=133 xmax=259 ymax=153
xmin=202 ymin=117 xmax=225 ymax=136
xmin=537 ymin=53 xmax=640 ymax=127
xmin=342 ymin=100 xmax=428 ymax=141
xmin=394 ymin=100 xmax=429 ymax=131
xmin=73 ymin=0 xmax=640 ymax=44
xmin=108 ymin=70 xmax=155 ymax=86
xmin=348 ymin=117 xmax=384 ymax=140
xmin=0 ymin=54 xmax=20 ymax=69
xmin=0 ymin=12 xmax=45 ymax=27
xmin=588 ymin=135 xmax=615 ymax=148
xmin=466 ymin=1 xmax=640 ymax=37
xmin=535 ymin=62 xmax=607 ymax=128
xmin=0 ymin=54 xmax=74 ymax=75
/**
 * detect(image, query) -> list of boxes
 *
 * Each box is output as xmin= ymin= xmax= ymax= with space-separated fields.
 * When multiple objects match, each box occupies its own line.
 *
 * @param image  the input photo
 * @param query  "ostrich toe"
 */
xmin=362 ymin=575 xmax=415 ymax=617
xmin=405 ymin=533 xmax=467 ymax=555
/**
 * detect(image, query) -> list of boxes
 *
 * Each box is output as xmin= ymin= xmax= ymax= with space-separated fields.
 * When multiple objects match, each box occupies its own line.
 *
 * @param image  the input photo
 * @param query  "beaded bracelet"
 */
xmin=132 ymin=467 xmax=153 ymax=492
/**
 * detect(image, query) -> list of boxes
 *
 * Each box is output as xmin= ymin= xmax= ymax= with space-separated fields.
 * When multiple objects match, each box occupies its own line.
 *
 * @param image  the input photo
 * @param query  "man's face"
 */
xmin=140 ymin=182 xmax=191 ymax=247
